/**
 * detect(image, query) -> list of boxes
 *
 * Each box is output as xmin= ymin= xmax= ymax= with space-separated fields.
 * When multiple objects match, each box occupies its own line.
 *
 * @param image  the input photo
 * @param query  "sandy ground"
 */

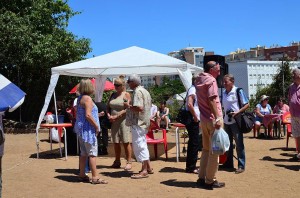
xmin=1 ymin=128 xmax=299 ymax=198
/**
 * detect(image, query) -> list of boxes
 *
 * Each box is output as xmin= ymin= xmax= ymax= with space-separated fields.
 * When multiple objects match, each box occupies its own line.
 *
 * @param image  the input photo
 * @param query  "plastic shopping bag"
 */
xmin=211 ymin=128 xmax=230 ymax=155
xmin=50 ymin=128 xmax=60 ymax=142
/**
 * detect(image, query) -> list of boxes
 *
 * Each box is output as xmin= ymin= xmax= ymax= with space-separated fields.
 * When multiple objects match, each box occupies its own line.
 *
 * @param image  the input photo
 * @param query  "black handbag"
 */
xmin=100 ymin=115 xmax=111 ymax=129
xmin=175 ymin=88 xmax=193 ymax=125
xmin=234 ymin=88 xmax=255 ymax=133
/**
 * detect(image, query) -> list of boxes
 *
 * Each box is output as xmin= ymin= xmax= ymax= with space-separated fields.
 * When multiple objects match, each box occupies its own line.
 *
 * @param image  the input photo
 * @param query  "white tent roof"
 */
xmin=52 ymin=46 xmax=201 ymax=77
xmin=35 ymin=46 xmax=203 ymax=158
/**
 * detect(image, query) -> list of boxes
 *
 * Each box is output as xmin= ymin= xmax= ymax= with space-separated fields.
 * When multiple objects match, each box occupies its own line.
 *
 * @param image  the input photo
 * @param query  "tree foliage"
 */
xmin=148 ymin=76 xmax=185 ymax=119
xmin=0 ymin=0 xmax=91 ymax=122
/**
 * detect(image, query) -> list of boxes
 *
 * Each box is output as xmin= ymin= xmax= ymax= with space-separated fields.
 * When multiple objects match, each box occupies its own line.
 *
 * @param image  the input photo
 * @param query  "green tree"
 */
xmin=0 ymin=0 xmax=91 ymax=122
xmin=148 ymin=76 xmax=185 ymax=119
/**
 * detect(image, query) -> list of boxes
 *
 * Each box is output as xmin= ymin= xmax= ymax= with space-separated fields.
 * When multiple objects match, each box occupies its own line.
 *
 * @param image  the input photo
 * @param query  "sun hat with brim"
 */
xmin=260 ymin=95 xmax=269 ymax=102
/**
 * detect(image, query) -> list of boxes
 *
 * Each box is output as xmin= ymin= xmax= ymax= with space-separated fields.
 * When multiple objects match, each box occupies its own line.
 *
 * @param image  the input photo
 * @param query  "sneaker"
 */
xmin=235 ymin=168 xmax=245 ymax=174
xmin=204 ymin=180 xmax=225 ymax=190
xmin=186 ymin=168 xmax=199 ymax=174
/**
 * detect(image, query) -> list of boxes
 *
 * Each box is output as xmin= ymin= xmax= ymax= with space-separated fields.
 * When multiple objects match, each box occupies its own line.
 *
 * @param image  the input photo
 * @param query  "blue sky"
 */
xmin=67 ymin=0 xmax=299 ymax=58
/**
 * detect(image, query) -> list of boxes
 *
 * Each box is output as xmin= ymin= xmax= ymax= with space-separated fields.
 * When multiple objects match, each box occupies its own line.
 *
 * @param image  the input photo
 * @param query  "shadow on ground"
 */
xmin=274 ymin=164 xmax=300 ymax=171
xmin=101 ymin=170 xmax=132 ymax=178
xmin=160 ymin=179 xmax=198 ymax=188
xmin=159 ymin=166 xmax=185 ymax=173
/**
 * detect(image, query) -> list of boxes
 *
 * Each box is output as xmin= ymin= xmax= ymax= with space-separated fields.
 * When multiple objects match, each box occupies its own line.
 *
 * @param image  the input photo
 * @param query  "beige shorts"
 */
xmin=291 ymin=117 xmax=300 ymax=138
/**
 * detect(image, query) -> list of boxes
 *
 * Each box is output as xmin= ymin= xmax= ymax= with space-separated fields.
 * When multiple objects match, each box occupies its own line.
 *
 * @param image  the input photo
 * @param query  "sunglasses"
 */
xmin=114 ymin=84 xmax=122 ymax=87
xmin=127 ymin=80 xmax=133 ymax=83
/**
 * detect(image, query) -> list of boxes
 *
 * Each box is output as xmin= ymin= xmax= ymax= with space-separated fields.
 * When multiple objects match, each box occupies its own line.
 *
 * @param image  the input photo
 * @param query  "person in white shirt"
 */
xmin=185 ymin=77 xmax=202 ymax=174
xmin=150 ymin=103 xmax=157 ymax=121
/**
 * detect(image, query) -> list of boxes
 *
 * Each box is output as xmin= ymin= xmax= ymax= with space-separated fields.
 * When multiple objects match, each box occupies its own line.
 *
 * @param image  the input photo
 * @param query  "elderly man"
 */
xmin=288 ymin=68 xmax=300 ymax=161
xmin=124 ymin=74 xmax=153 ymax=179
xmin=195 ymin=61 xmax=225 ymax=190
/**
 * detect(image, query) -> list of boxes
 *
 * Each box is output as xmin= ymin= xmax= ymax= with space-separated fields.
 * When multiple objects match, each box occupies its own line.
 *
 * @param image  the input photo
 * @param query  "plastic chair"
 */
xmin=282 ymin=112 xmax=292 ymax=148
xmin=219 ymin=153 xmax=227 ymax=164
xmin=146 ymin=120 xmax=168 ymax=160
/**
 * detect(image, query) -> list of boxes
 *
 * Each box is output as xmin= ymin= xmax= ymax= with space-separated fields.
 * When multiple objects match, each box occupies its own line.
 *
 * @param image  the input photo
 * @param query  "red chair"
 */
xmin=282 ymin=112 xmax=292 ymax=148
xmin=146 ymin=120 xmax=168 ymax=160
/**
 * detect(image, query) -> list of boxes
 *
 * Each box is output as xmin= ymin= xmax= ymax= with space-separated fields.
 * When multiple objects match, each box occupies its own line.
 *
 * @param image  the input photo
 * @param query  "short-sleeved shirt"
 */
xmin=288 ymin=83 xmax=300 ymax=117
xmin=273 ymin=104 xmax=289 ymax=114
xmin=222 ymin=86 xmax=249 ymax=125
xmin=150 ymin=104 xmax=157 ymax=118
xmin=126 ymin=86 xmax=151 ymax=129
xmin=185 ymin=85 xmax=200 ymax=120
xmin=195 ymin=72 xmax=222 ymax=122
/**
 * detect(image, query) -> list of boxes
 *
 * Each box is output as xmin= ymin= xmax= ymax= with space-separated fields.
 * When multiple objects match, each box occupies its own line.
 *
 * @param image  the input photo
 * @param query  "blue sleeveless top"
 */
xmin=74 ymin=95 xmax=99 ymax=145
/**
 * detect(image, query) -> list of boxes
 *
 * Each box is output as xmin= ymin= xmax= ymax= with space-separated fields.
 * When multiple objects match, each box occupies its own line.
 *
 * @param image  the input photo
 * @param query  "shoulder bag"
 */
xmin=175 ymin=88 xmax=194 ymax=126
xmin=234 ymin=88 xmax=255 ymax=133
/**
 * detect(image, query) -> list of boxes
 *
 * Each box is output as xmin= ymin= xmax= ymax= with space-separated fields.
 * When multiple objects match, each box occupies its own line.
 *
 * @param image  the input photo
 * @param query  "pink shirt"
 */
xmin=288 ymin=83 xmax=300 ymax=117
xmin=273 ymin=104 xmax=289 ymax=114
xmin=195 ymin=72 xmax=222 ymax=122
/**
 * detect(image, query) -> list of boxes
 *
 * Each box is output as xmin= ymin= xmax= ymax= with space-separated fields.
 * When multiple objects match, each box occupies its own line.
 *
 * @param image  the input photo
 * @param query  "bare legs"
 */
xmin=112 ymin=142 xmax=132 ymax=169
xmin=140 ymin=160 xmax=152 ymax=174
xmin=156 ymin=116 xmax=169 ymax=128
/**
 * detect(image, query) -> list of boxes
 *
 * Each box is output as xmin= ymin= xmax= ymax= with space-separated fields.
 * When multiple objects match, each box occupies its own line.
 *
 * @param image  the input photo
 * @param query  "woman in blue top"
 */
xmin=74 ymin=79 xmax=108 ymax=184
xmin=254 ymin=95 xmax=273 ymax=138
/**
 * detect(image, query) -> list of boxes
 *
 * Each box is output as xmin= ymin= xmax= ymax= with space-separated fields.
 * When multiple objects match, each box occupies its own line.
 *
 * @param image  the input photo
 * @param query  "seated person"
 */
xmin=273 ymin=97 xmax=289 ymax=114
xmin=156 ymin=101 xmax=170 ymax=130
xmin=150 ymin=103 xmax=158 ymax=121
xmin=273 ymin=97 xmax=290 ymax=135
xmin=254 ymin=95 xmax=273 ymax=138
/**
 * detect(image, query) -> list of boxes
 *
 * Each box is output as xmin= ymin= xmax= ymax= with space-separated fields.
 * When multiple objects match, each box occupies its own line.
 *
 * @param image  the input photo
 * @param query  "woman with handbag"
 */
xmin=221 ymin=74 xmax=249 ymax=174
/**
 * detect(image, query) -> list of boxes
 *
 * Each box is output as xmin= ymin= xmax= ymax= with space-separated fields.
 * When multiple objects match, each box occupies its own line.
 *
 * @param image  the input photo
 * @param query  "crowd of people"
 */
xmin=45 ymin=65 xmax=300 ymax=190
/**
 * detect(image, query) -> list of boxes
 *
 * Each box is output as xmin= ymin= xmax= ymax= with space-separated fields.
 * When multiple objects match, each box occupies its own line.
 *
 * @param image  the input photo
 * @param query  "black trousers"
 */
xmin=97 ymin=127 xmax=108 ymax=153
xmin=185 ymin=121 xmax=201 ymax=171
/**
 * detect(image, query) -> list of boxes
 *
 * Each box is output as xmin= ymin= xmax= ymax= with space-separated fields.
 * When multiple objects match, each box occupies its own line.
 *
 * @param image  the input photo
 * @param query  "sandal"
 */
xmin=124 ymin=161 xmax=132 ymax=171
xmin=139 ymin=169 xmax=154 ymax=174
xmin=78 ymin=175 xmax=90 ymax=183
xmin=111 ymin=160 xmax=121 ymax=168
xmin=131 ymin=172 xmax=149 ymax=179
xmin=91 ymin=178 xmax=108 ymax=184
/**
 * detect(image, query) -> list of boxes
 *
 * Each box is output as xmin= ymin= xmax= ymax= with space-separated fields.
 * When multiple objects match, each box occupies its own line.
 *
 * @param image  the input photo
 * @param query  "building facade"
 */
xmin=229 ymin=60 xmax=300 ymax=98
xmin=225 ymin=42 xmax=300 ymax=62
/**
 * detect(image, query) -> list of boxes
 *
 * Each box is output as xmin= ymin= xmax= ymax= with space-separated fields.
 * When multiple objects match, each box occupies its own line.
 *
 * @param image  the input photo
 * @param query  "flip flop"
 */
xmin=131 ymin=173 xmax=149 ymax=179
xmin=90 ymin=178 xmax=108 ymax=184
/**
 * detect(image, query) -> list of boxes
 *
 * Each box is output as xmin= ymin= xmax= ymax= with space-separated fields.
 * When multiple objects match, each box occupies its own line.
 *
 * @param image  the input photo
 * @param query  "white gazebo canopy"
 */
xmin=35 ymin=46 xmax=202 ymax=158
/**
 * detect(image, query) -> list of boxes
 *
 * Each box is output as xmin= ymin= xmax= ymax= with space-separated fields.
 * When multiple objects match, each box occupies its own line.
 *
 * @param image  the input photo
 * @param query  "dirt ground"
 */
xmin=2 ymin=128 xmax=299 ymax=198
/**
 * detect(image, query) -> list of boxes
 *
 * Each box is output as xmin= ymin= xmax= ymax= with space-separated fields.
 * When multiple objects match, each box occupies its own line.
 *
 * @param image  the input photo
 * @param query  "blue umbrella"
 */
xmin=0 ymin=74 xmax=26 ymax=112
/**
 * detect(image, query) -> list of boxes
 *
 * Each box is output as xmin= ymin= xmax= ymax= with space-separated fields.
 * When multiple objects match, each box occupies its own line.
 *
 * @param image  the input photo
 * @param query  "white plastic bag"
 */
xmin=44 ymin=114 xmax=54 ymax=124
xmin=211 ymin=128 xmax=230 ymax=155
xmin=50 ymin=128 xmax=60 ymax=142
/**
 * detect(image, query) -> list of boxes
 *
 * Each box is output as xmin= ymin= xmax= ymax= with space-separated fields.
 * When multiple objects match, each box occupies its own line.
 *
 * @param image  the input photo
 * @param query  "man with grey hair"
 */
xmin=195 ymin=61 xmax=225 ymax=190
xmin=124 ymin=74 xmax=153 ymax=179
xmin=288 ymin=68 xmax=300 ymax=161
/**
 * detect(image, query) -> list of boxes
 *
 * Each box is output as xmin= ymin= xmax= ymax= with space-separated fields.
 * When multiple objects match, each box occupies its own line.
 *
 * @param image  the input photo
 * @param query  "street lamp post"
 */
xmin=282 ymin=54 xmax=285 ymax=97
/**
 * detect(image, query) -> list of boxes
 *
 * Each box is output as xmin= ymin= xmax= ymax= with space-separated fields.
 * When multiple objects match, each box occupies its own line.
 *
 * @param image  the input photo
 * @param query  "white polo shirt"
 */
xmin=222 ymin=86 xmax=249 ymax=125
